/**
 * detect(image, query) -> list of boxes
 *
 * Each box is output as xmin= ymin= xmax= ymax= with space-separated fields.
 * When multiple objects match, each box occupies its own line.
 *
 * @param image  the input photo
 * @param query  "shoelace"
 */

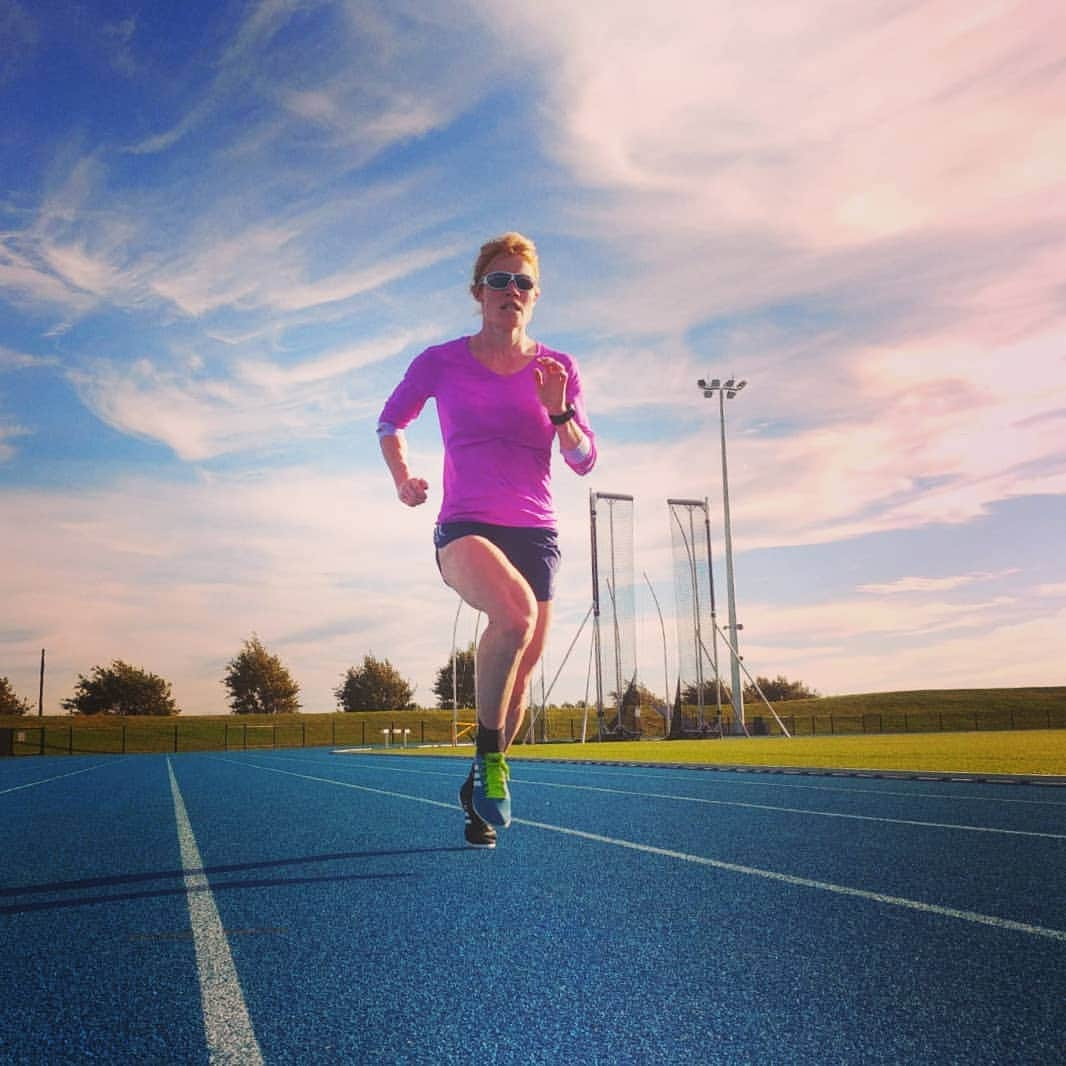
xmin=482 ymin=753 xmax=510 ymax=799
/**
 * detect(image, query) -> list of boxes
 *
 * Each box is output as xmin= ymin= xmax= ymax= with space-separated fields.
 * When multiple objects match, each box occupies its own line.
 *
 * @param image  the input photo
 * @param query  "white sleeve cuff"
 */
xmin=561 ymin=437 xmax=592 ymax=463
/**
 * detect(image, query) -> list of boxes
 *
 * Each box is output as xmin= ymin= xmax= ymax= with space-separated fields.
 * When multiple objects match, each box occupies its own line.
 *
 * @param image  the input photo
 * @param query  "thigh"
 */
xmin=438 ymin=535 xmax=537 ymax=619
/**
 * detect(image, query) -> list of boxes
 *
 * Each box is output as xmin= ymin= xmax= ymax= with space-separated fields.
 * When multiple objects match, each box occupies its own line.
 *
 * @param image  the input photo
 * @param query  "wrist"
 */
xmin=549 ymin=404 xmax=576 ymax=425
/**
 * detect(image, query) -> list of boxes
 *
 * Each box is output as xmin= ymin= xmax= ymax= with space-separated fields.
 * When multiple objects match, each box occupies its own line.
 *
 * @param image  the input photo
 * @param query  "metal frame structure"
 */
xmin=667 ymin=497 xmax=724 ymax=735
xmin=589 ymin=491 xmax=637 ymax=739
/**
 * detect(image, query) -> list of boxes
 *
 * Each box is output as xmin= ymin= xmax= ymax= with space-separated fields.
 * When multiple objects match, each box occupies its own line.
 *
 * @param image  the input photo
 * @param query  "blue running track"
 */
xmin=2 ymin=749 xmax=1064 ymax=1064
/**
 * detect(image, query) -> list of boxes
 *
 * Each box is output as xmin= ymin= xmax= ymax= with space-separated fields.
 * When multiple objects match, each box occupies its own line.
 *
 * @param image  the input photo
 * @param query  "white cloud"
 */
xmin=858 ymin=571 xmax=1020 ymax=595
xmin=0 ymin=344 xmax=57 ymax=370
xmin=66 ymin=318 xmax=446 ymax=461
xmin=0 ymin=467 xmax=460 ymax=715
xmin=0 ymin=420 xmax=28 ymax=462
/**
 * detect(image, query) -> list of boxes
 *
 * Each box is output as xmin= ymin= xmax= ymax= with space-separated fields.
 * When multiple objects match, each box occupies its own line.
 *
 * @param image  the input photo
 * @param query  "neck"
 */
xmin=473 ymin=324 xmax=534 ymax=360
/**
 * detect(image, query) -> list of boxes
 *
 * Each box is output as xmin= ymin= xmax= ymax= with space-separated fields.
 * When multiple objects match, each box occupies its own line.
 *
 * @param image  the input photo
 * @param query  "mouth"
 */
xmin=500 ymin=301 xmax=522 ymax=312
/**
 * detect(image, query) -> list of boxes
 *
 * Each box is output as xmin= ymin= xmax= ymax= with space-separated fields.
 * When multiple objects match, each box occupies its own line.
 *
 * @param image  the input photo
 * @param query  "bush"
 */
xmin=61 ymin=661 xmax=179 ymax=716
xmin=335 ymin=655 xmax=413 ymax=711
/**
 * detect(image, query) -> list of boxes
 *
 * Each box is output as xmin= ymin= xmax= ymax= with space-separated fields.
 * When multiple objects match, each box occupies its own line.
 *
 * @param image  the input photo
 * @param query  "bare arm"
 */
xmin=534 ymin=354 xmax=596 ymax=473
xmin=379 ymin=430 xmax=429 ymax=507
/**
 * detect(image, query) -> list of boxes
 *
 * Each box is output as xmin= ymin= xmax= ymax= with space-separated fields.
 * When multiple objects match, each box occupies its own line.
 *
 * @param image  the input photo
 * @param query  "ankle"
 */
xmin=476 ymin=724 xmax=503 ymax=755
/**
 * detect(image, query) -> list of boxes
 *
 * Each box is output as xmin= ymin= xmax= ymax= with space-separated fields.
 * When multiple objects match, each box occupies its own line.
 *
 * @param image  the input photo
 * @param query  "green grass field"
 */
xmin=3 ymin=687 xmax=1064 ymax=777
xmin=499 ymin=731 xmax=1066 ymax=777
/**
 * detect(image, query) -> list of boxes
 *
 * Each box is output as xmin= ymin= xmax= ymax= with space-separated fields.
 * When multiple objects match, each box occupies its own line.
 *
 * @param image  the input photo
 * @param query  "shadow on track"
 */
xmin=1 ymin=846 xmax=469 ymax=915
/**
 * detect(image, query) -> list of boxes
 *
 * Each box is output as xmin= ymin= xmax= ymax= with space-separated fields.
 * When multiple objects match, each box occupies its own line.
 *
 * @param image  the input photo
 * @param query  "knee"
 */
xmin=493 ymin=588 xmax=538 ymax=649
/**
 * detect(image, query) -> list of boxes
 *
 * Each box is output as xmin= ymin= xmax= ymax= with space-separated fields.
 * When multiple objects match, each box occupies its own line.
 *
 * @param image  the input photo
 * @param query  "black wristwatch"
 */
xmin=549 ymin=405 xmax=576 ymax=425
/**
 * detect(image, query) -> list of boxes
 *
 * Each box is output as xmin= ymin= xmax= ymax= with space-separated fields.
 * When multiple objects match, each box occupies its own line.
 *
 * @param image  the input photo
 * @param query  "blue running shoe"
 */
xmin=472 ymin=752 xmax=511 ymax=828
xmin=459 ymin=770 xmax=497 ymax=848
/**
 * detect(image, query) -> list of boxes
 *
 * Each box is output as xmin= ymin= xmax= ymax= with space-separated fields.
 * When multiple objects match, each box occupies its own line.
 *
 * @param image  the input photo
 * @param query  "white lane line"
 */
xmin=167 ymin=760 xmax=264 ymax=1066
xmin=515 ymin=817 xmax=1066 ymax=944
xmin=225 ymin=758 xmax=1066 ymax=943
xmin=501 ymin=761 xmax=1066 ymax=807
xmin=516 ymin=779 xmax=1066 ymax=840
xmin=0 ymin=764 xmax=104 ymax=795
xmin=251 ymin=755 xmax=1064 ymax=840
xmin=271 ymin=749 xmax=1066 ymax=807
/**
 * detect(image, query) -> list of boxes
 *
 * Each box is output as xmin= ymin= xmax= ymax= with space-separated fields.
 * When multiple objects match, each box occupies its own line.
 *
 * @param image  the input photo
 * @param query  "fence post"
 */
xmin=122 ymin=724 xmax=127 ymax=754
xmin=302 ymin=721 xmax=306 ymax=747
xmin=174 ymin=723 xmax=179 ymax=752
xmin=68 ymin=726 xmax=73 ymax=755
xmin=272 ymin=724 xmax=277 ymax=748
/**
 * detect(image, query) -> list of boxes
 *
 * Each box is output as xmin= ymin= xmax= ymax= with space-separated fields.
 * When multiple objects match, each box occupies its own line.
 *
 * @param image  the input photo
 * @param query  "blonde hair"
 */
xmin=470 ymin=231 xmax=540 ymax=296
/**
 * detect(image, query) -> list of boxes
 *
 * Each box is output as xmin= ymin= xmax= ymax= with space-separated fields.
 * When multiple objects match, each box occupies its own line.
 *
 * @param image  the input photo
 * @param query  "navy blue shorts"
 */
xmin=433 ymin=522 xmax=561 ymax=602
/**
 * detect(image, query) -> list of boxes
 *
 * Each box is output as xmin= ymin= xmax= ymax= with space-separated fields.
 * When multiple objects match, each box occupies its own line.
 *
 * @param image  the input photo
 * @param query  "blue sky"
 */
xmin=2 ymin=0 xmax=1064 ymax=715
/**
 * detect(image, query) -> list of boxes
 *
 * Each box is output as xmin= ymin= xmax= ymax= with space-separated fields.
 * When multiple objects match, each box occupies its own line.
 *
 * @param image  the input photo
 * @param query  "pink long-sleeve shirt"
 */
xmin=378 ymin=337 xmax=597 ymax=528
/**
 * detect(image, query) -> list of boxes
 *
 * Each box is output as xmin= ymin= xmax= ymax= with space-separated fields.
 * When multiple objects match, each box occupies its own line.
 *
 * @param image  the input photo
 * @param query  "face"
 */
xmin=476 ymin=253 xmax=539 ymax=331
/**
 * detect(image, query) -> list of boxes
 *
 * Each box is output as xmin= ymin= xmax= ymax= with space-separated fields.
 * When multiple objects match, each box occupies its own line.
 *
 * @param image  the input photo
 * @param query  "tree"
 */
xmin=0 ymin=676 xmax=33 ymax=716
xmin=61 ymin=661 xmax=180 ymax=716
xmin=743 ymin=675 xmax=818 ymax=702
xmin=222 ymin=635 xmax=301 ymax=715
xmin=681 ymin=680 xmax=731 ymax=706
xmin=433 ymin=644 xmax=476 ymax=710
xmin=335 ymin=654 xmax=413 ymax=711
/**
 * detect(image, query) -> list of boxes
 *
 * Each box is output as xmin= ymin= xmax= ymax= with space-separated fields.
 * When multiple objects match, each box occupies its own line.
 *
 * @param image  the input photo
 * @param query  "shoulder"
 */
xmin=539 ymin=343 xmax=583 ymax=380
xmin=538 ymin=343 xmax=578 ymax=369
xmin=405 ymin=337 xmax=468 ymax=376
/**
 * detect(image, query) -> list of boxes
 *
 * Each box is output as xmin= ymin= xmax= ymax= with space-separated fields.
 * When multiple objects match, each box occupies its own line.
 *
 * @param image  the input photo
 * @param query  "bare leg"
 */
xmin=503 ymin=601 xmax=552 ymax=749
xmin=438 ymin=536 xmax=538 ymax=736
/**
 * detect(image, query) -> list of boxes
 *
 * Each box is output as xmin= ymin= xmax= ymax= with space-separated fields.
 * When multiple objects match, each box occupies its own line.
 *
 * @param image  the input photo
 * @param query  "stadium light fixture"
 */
xmin=697 ymin=376 xmax=747 ymax=734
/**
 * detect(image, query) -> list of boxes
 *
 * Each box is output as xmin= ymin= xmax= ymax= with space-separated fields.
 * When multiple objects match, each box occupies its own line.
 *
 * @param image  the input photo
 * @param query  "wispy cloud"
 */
xmin=0 ymin=467 xmax=455 ymax=713
xmin=858 ymin=570 xmax=1021 ymax=595
xmin=2 ymin=0 xmax=1063 ymax=712
xmin=67 ymin=322 xmax=438 ymax=461
xmin=0 ymin=344 xmax=58 ymax=370
xmin=0 ymin=420 xmax=28 ymax=463
xmin=500 ymin=1 xmax=1065 ymax=341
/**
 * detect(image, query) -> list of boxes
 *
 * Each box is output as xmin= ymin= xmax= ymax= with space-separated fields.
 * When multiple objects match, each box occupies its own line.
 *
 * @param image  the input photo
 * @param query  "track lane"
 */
xmin=2 ymin=750 xmax=1064 ymax=1064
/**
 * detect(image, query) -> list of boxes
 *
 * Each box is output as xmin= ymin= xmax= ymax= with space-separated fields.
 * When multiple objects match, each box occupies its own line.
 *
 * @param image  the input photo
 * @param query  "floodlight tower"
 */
xmin=697 ymin=377 xmax=747 ymax=734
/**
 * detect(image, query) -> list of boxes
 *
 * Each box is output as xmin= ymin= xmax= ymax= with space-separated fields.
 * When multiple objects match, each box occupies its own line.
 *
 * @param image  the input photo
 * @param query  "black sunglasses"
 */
xmin=480 ymin=271 xmax=536 ymax=292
